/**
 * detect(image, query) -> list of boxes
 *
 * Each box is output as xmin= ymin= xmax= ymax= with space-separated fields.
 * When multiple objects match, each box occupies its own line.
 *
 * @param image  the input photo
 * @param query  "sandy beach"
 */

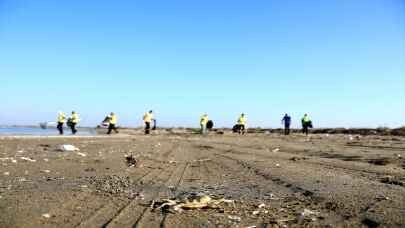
xmin=0 ymin=130 xmax=404 ymax=227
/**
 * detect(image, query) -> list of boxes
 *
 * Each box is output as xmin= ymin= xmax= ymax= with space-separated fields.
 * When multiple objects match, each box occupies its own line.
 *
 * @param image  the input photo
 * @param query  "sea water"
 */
xmin=0 ymin=127 xmax=96 ymax=136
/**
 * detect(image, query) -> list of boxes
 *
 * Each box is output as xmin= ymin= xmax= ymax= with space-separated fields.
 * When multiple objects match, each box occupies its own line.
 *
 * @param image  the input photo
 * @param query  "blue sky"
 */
xmin=0 ymin=0 xmax=404 ymax=128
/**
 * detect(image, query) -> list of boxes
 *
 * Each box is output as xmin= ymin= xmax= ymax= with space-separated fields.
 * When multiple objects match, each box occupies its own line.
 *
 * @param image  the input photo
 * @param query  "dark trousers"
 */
xmin=57 ymin=122 xmax=64 ymax=135
xmin=239 ymin=124 xmax=245 ymax=135
xmin=145 ymin=122 xmax=151 ymax=134
xmin=284 ymin=124 xmax=290 ymax=135
xmin=302 ymin=124 xmax=309 ymax=135
xmin=70 ymin=123 xmax=77 ymax=135
xmin=107 ymin=124 xmax=119 ymax=134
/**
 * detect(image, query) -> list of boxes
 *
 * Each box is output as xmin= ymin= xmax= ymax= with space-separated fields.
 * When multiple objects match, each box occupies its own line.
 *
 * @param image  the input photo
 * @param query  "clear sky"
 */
xmin=0 ymin=0 xmax=404 ymax=128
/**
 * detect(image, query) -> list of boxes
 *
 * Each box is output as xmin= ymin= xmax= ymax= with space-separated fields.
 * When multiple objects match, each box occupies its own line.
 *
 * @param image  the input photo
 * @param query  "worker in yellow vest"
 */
xmin=237 ymin=113 xmax=247 ymax=135
xmin=107 ymin=112 xmax=119 ymax=134
xmin=69 ymin=111 xmax=80 ymax=135
xmin=57 ymin=111 xmax=66 ymax=135
xmin=143 ymin=110 xmax=154 ymax=135
xmin=200 ymin=114 xmax=209 ymax=135
xmin=301 ymin=114 xmax=312 ymax=136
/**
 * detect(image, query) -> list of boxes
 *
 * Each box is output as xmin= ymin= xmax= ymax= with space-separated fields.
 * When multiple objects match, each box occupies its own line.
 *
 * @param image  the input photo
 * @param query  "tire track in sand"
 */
xmin=103 ymin=144 xmax=182 ymax=228
xmin=158 ymin=162 xmax=190 ymax=228
xmin=75 ymin=166 xmax=167 ymax=228
xmin=74 ymin=144 xmax=180 ymax=228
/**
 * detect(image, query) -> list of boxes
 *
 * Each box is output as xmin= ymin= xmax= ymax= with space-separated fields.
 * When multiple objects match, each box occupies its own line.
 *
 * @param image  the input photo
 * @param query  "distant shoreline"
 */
xmin=0 ymin=125 xmax=95 ymax=130
xmin=0 ymin=125 xmax=404 ymax=136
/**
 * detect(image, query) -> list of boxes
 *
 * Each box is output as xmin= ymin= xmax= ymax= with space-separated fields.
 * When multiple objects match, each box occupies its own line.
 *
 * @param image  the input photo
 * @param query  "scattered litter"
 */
xmin=46 ymin=177 xmax=65 ymax=182
xmin=41 ymin=170 xmax=51 ymax=174
xmin=290 ymin=157 xmax=308 ymax=162
xmin=58 ymin=145 xmax=80 ymax=152
xmin=298 ymin=209 xmax=320 ymax=222
xmin=252 ymin=203 xmax=267 ymax=216
xmin=129 ymin=192 xmax=145 ymax=200
xmin=265 ymin=193 xmax=278 ymax=200
xmin=272 ymin=148 xmax=280 ymax=153
xmin=153 ymin=193 xmax=234 ymax=213
xmin=125 ymin=155 xmax=143 ymax=168
xmin=17 ymin=150 xmax=24 ymax=153
xmin=77 ymin=152 xmax=87 ymax=157
xmin=290 ymin=157 xmax=299 ymax=162
xmin=276 ymin=164 xmax=281 ymax=168
xmin=80 ymin=185 xmax=88 ymax=188
xmin=298 ymin=209 xmax=320 ymax=220
xmin=18 ymin=178 xmax=27 ymax=182
xmin=42 ymin=213 xmax=51 ymax=219
xmin=21 ymin=157 xmax=36 ymax=162
xmin=228 ymin=215 xmax=241 ymax=223
xmin=376 ymin=194 xmax=390 ymax=201
xmin=44 ymin=158 xmax=49 ymax=162
xmin=0 ymin=158 xmax=18 ymax=163
xmin=3 ymin=172 xmax=10 ymax=176
xmin=126 ymin=155 xmax=137 ymax=167
xmin=169 ymin=160 xmax=177 ymax=164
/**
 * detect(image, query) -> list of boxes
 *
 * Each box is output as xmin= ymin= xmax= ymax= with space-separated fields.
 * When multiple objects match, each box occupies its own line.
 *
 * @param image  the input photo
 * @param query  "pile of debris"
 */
xmin=125 ymin=155 xmax=144 ymax=168
xmin=152 ymin=192 xmax=234 ymax=213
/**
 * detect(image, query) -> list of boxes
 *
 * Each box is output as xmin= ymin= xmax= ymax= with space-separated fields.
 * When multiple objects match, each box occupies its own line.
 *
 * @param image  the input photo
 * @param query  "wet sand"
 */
xmin=0 ymin=130 xmax=404 ymax=227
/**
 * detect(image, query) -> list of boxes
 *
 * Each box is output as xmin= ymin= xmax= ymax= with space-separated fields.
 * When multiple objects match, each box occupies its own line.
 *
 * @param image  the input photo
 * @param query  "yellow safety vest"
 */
xmin=71 ymin=113 xmax=79 ymax=123
xmin=238 ymin=116 xmax=246 ymax=125
xmin=200 ymin=116 xmax=208 ymax=125
xmin=110 ymin=115 xmax=117 ymax=124
xmin=144 ymin=113 xmax=153 ymax=123
xmin=58 ymin=113 xmax=66 ymax=123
